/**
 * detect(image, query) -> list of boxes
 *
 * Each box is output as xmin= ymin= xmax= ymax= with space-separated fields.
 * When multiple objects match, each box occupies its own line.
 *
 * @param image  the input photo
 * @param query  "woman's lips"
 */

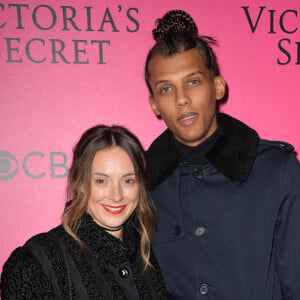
xmin=177 ymin=112 xmax=199 ymax=125
xmin=102 ymin=204 xmax=127 ymax=214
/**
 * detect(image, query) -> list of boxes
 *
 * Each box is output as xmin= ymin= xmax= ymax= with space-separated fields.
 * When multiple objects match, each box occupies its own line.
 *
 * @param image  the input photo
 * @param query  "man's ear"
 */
xmin=149 ymin=96 xmax=161 ymax=117
xmin=214 ymin=76 xmax=226 ymax=100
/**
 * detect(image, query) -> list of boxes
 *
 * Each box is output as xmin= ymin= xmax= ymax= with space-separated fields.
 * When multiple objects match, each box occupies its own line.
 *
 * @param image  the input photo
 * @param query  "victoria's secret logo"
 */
xmin=0 ymin=3 xmax=139 ymax=64
xmin=242 ymin=6 xmax=300 ymax=65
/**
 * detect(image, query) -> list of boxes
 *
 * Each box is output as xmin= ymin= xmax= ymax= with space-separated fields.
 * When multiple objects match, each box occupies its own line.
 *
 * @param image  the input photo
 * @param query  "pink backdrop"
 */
xmin=1 ymin=0 xmax=299 ymax=270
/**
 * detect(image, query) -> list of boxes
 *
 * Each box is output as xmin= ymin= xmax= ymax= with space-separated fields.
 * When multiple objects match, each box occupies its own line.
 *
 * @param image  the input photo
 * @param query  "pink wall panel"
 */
xmin=1 ymin=0 xmax=299 ymax=270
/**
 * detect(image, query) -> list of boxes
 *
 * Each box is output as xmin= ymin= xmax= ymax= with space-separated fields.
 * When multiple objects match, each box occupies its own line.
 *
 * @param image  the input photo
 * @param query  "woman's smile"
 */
xmin=102 ymin=204 xmax=127 ymax=214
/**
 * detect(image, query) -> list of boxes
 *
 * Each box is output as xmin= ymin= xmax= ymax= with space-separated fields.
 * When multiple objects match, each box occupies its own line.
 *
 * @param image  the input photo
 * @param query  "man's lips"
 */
xmin=102 ymin=204 xmax=127 ymax=214
xmin=177 ymin=112 xmax=199 ymax=125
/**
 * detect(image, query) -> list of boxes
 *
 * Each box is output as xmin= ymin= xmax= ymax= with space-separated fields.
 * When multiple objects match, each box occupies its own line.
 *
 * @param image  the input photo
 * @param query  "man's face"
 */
xmin=148 ymin=48 xmax=225 ymax=147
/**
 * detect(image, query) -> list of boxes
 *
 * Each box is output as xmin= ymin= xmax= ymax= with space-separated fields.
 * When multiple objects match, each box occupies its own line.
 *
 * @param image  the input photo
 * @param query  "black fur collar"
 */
xmin=146 ymin=113 xmax=259 ymax=189
xmin=77 ymin=213 xmax=137 ymax=266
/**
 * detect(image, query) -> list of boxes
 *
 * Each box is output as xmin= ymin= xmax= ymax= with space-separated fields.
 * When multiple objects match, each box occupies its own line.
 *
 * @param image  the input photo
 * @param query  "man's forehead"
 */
xmin=148 ymin=49 xmax=207 ymax=80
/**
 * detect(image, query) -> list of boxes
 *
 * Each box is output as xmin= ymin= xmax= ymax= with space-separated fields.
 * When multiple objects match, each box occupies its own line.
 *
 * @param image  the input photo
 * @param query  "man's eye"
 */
xmin=160 ymin=86 xmax=172 ymax=94
xmin=189 ymin=79 xmax=199 ymax=85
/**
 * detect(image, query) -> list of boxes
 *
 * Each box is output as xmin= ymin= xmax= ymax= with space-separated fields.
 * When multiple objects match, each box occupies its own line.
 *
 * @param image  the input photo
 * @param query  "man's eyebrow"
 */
xmin=154 ymin=79 xmax=169 ymax=87
xmin=186 ymin=70 xmax=203 ymax=77
xmin=154 ymin=70 xmax=204 ymax=87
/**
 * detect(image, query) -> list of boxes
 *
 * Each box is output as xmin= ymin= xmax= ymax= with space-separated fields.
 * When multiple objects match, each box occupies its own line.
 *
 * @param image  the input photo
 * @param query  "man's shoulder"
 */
xmin=259 ymin=139 xmax=294 ymax=152
xmin=256 ymin=139 xmax=299 ymax=176
xmin=146 ymin=129 xmax=179 ymax=190
xmin=147 ymin=129 xmax=173 ymax=153
xmin=257 ymin=139 xmax=295 ymax=159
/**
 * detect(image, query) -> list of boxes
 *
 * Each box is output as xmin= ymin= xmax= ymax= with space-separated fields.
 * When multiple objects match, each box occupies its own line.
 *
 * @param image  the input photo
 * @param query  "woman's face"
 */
xmin=87 ymin=146 xmax=139 ymax=239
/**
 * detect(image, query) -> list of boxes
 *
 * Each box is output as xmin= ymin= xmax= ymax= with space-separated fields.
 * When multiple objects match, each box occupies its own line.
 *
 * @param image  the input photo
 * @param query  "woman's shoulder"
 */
xmin=2 ymin=225 xmax=63 ymax=268
xmin=0 ymin=225 xmax=64 ymax=299
xmin=25 ymin=225 xmax=65 ymax=247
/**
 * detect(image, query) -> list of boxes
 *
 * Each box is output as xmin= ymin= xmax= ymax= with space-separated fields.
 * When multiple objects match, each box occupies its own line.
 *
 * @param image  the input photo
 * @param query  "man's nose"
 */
xmin=175 ymin=87 xmax=191 ymax=107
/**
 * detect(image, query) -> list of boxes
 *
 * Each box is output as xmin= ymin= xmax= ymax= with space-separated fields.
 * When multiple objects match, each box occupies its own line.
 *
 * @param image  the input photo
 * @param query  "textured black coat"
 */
xmin=0 ymin=213 xmax=167 ymax=299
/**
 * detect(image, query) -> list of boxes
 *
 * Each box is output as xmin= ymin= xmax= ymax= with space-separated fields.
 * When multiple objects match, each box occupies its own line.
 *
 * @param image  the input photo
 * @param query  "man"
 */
xmin=145 ymin=10 xmax=300 ymax=299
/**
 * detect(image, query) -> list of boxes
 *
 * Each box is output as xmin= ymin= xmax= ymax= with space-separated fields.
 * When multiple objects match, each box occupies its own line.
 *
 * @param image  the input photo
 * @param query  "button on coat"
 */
xmin=193 ymin=169 xmax=203 ymax=179
xmin=119 ymin=267 xmax=129 ymax=278
xmin=195 ymin=226 xmax=206 ymax=237
xmin=172 ymin=226 xmax=181 ymax=236
xmin=199 ymin=283 xmax=209 ymax=295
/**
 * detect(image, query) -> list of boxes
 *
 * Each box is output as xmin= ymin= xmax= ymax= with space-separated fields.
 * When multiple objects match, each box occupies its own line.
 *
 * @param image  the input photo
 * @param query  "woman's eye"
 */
xmin=95 ymin=178 xmax=107 ymax=185
xmin=123 ymin=178 xmax=136 ymax=185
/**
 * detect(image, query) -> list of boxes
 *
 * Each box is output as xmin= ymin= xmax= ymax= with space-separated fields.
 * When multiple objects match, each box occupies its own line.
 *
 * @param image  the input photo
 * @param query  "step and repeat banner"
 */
xmin=1 ymin=0 xmax=299 ymax=270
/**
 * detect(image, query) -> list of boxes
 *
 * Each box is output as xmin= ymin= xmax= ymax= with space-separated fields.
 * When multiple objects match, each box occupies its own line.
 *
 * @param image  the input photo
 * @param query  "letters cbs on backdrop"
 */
xmin=0 ymin=151 xmax=68 ymax=181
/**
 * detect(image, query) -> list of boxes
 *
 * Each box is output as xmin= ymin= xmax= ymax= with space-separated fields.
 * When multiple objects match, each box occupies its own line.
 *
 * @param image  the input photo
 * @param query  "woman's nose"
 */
xmin=110 ymin=183 xmax=122 ymax=202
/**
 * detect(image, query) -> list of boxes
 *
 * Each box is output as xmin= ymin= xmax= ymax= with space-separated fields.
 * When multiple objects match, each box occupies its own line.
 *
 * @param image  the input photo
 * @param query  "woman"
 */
xmin=0 ymin=125 xmax=167 ymax=299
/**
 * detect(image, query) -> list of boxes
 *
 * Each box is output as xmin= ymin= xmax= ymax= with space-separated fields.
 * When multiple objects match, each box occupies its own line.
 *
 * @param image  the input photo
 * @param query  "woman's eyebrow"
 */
xmin=122 ymin=173 xmax=136 ymax=177
xmin=92 ymin=172 xmax=109 ymax=177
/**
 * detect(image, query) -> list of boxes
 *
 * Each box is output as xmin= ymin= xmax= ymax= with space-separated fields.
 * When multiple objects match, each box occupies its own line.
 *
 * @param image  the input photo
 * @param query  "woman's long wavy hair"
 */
xmin=62 ymin=125 xmax=155 ymax=269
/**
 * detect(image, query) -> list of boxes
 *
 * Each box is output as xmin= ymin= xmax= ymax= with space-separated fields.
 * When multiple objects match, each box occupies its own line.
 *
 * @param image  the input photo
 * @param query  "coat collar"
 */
xmin=146 ymin=113 xmax=259 ymax=189
xmin=76 ymin=213 xmax=138 ymax=266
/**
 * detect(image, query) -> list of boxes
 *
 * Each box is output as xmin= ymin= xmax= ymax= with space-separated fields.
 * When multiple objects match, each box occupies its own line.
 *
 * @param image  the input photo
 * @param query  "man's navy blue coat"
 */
xmin=146 ymin=113 xmax=300 ymax=300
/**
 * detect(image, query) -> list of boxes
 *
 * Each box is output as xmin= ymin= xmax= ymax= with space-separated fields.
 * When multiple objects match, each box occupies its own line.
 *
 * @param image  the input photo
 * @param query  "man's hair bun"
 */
xmin=153 ymin=10 xmax=198 ymax=41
